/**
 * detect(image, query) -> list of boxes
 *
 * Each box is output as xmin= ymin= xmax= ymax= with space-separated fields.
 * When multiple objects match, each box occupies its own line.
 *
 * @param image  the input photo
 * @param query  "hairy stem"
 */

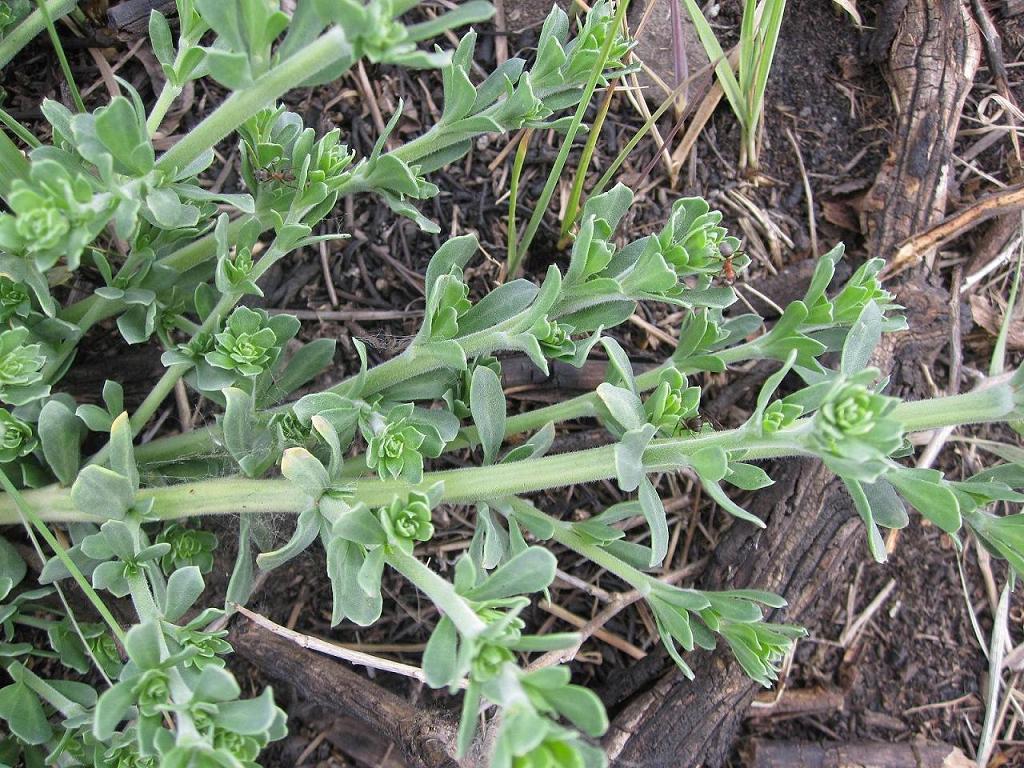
xmin=156 ymin=28 xmax=350 ymax=173
xmin=890 ymin=380 xmax=1016 ymax=432
xmin=386 ymin=548 xmax=486 ymax=638
xmin=0 ymin=0 xmax=78 ymax=70
xmin=0 ymin=428 xmax=795 ymax=524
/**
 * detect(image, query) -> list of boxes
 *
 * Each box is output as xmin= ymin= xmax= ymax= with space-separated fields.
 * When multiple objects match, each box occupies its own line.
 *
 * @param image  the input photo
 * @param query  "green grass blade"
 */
xmin=34 ymin=0 xmax=85 ymax=113
xmin=739 ymin=0 xmax=758 ymax=98
xmin=750 ymin=0 xmax=786 ymax=125
xmin=0 ymin=106 xmax=41 ymax=148
xmin=559 ymin=85 xmax=616 ymax=242
xmin=506 ymin=128 xmax=533 ymax=276
xmin=0 ymin=468 xmax=126 ymax=643
xmin=514 ymin=0 xmax=633 ymax=271
xmin=680 ymin=0 xmax=745 ymax=125
xmin=990 ymin=216 xmax=1023 ymax=377
xmin=0 ymin=127 xmax=30 ymax=200
xmin=586 ymin=58 xmax=716 ymax=203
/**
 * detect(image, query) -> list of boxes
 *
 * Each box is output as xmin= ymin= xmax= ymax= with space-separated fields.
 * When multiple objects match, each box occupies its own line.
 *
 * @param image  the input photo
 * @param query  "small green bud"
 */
xmin=206 ymin=306 xmax=281 ymax=377
xmin=379 ymin=490 xmax=434 ymax=553
xmin=562 ymin=1 xmax=632 ymax=85
xmin=271 ymin=409 xmax=312 ymax=446
xmin=832 ymin=264 xmax=896 ymax=324
xmin=471 ymin=642 xmax=515 ymax=682
xmin=0 ymin=277 xmax=29 ymax=322
xmin=643 ymin=369 xmax=700 ymax=436
xmin=157 ymin=523 xmax=217 ymax=574
xmin=15 ymin=205 xmax=70 ymax=252
xmin=366 ymin=414 xmax=427 ymax=482
xmin=0 ymin=329 xmax=44 ymax=393
xmin=430 ymin=277 xmax=471 ymax=340
xmin=761 ymin=400 xmax=802 ymax=434
xmin=222 ymin=246 xmax=254 ymax=286
xmin=132 ymin=668 xmax=171 ymax=717
xmin=189 ymin=702 xmax=218 ymax=733
xmin=214 ymin=729 xmax=262 ymax=762
xmin=531 ymin=318 xmax=576 ymax=362
xmin=809 ymin=382 xmax=903 ymax=469
xmin=512 ymin=735 xmax=587 ymax=768
xmin=103 ymin=743 xmax=158 ymax=768
xmin=177 ymin=627 xmax=232 ymax=669
xmin=307 ymin=134 xmax=354 ymax=186
xmin=87 ymin=631 xmax=123 ymax=677
xmin=819 ymin=385 xmax=879 ymax=439
xmin=0 ymin=408 xmax=35 ymax=462
xmin=445 ymin=356 xmax=501 ymax=419
xmin=358 ymin=9 xmax=410 ymax=63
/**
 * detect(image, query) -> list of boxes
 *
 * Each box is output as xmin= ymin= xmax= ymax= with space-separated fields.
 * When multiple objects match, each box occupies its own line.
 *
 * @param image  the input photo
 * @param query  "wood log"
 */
xmin=325 ymin=718 xmax=409 ymax=768
xmin=601 ymin=462 xmax=864 ymax=763
xmin=862 ymin=0 xmax=981 ymax=269
xmin=107 ymin=0 xmax=176 ymax=36
xmin=601 ymin=2 xmax=980 ymax=766
xmin=743 ymin=738 xmax=972 ymax=768
xmin=229 ymin=621 xmax=460 ymax=768
xmin=748 ymin=686 xmax=846 ymax=720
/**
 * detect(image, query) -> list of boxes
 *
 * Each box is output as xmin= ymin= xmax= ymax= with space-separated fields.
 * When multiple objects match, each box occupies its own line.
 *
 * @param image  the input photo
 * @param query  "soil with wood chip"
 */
xmin=4 ymin=0 xmax=1024 ymax=765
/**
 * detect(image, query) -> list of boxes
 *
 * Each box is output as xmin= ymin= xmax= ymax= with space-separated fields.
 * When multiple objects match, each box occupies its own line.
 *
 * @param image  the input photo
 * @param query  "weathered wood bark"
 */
xmin=230 ymin=622 xmax=460 ymax=768
xmin=602 ymin=465 xmax=863 ymax=763
xmin=744 ymin=738 xmax=972 ymax=768
xmin=107 ymin=0 xmax=176 ymax=36
xmin=863 ymin=0 xmax=981 ymax=266
xmin=747 ymin=686 xmax=846 ymax=720
xmin=602 ymin=2 xmax=979 ymax=765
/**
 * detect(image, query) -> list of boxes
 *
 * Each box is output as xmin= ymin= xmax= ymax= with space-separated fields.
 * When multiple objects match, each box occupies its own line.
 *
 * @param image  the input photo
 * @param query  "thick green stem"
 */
xmin=455 ymin=339 xmax=761 ymax=450
xmin=147 ymin=83 xmax=183 ymax=136
xmin=3 ymin=380 xmax=1019 ymax=527
xmin=352 ymin=345 xmax=450 ymax=398
xmin=134 ymin=333 xmax=541 ymax=465
xmin=129 ymin=364 xmax=190 ymax=435
xmin=126 ymin=570 xmax=161 ymax=624
xmin=891 ymin=382 xmax=1016 ymax=432
xmin=1 ymin=427 xmax=790 ymax=524
xmin=385 ymin=547 xmax=486 ymax=638
xmin=156 ymin=28 xmax=350 ymax=174
xmin=134 ymin=335 xmax=760 ymax=466
xmin=41 ymin=298 xmax=113 ymax=381
xmin=509 ymin=497 xmax=652 ymax=592
xmin=0 ymin=0 xmax=78 ymax=70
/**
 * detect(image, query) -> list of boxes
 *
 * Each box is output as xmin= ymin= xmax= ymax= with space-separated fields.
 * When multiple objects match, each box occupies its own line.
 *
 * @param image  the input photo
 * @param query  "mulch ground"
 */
xmin=5 ymin=0 xmax=1024 ymax=764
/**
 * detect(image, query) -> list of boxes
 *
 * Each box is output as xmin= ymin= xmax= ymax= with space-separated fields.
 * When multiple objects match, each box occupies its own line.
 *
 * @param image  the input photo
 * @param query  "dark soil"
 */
xmin=3 ymin=0 xmax=1023 ymax=765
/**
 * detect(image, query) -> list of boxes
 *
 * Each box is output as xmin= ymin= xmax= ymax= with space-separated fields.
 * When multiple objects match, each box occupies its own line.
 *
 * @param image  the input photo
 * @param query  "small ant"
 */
xmin=254 ymin=167 xmax=296 ymax=186
xmin=682 ymin=414 xmax=705 ymax=434
xmin=719 ymin=241 xmax=736 ymax=285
